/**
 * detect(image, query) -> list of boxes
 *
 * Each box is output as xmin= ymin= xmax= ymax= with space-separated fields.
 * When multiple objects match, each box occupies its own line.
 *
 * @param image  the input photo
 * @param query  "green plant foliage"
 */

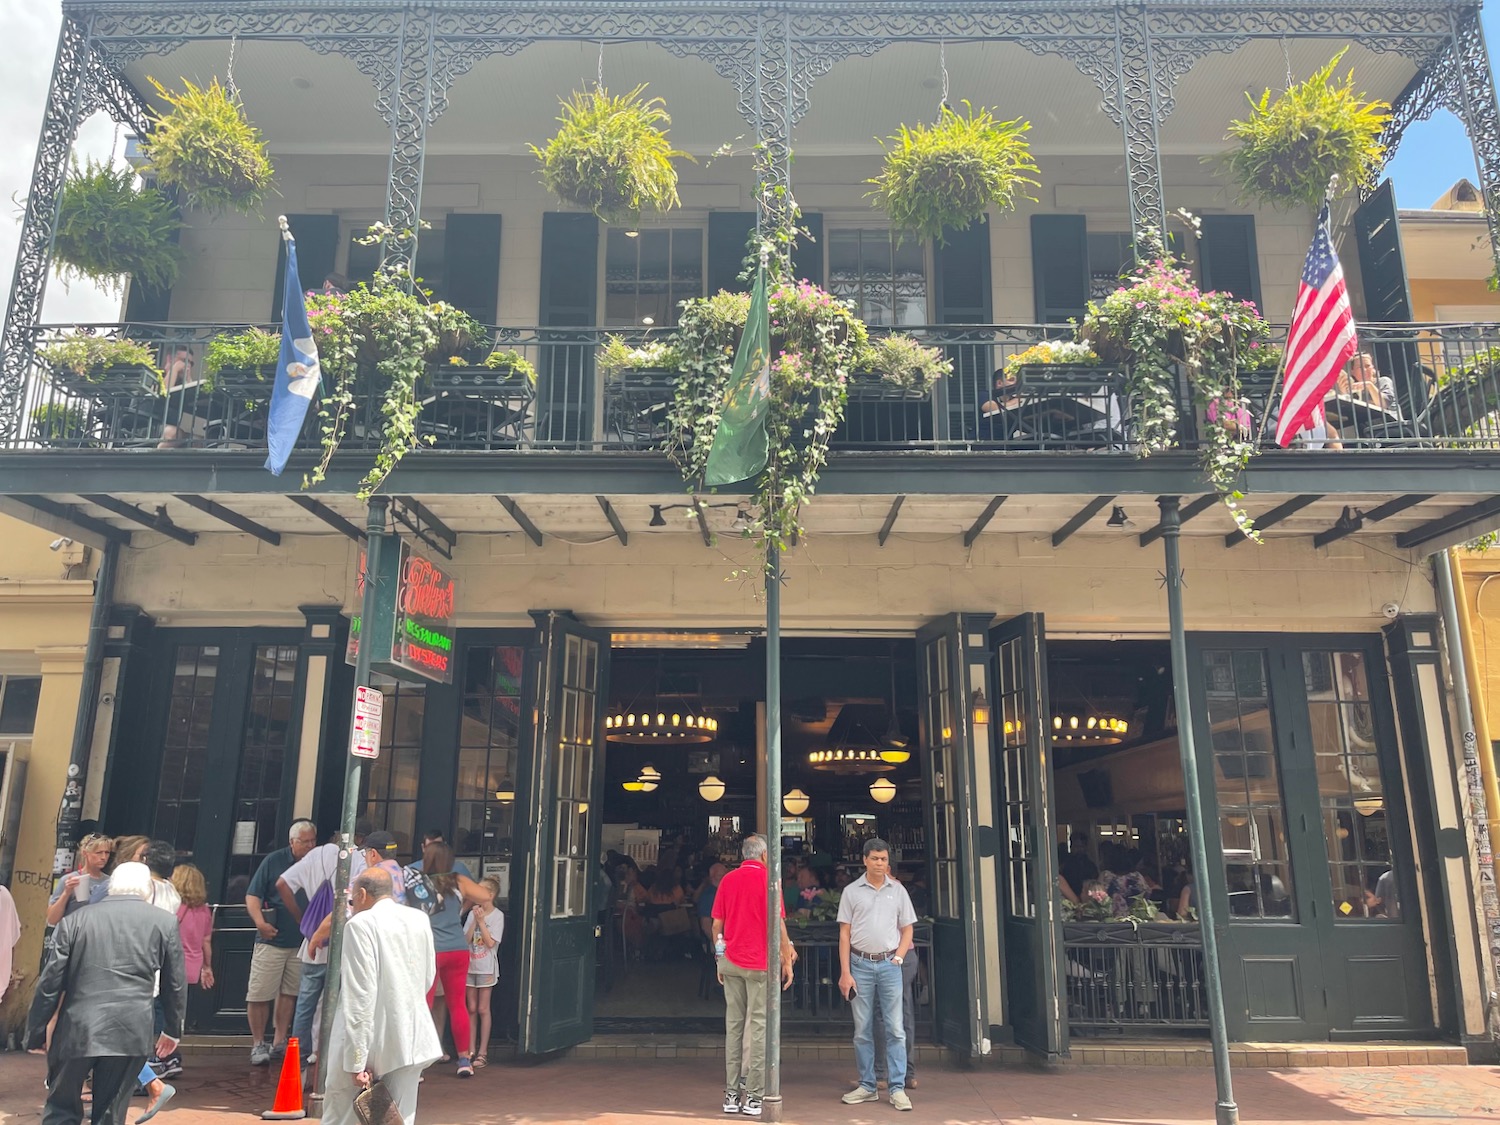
xmin=530 ymin=85 xmax=690 ymax=225
xmin=202 ymin=327 xmax=281 ymax=385
xmin=597 ymin=335 xmax=680 ymax=381
xmin=857 ymin=334 xmax=951 ymax=393
xmin=30 ymin=402 xmax=88 ymax=442
xmin=428 ymin=302 xmax=490 ymax=363
xmin=483 ymin=348 xmax=539 ymax=385
xmin=1216 ymin=51 xmax=1388 ymax=211
xmin=867 ymin=101 xmax=1038 ymax=244
xmin=667 ymin=280 xmax=867 ymax=567
xmin=141 ymin=77 xmax=274 ymax=215
xmin=1001 ymin=340 xmax=1101 ymax=379
xmin=52 ymin=158 xmax=181 ymax=290
xmin=39 ymin=334 xmax=161 ymax=380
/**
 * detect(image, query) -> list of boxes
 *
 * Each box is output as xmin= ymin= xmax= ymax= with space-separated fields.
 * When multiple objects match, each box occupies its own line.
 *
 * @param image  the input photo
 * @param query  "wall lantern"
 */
xmin=970 ymin=687 xmax=991 ymax=726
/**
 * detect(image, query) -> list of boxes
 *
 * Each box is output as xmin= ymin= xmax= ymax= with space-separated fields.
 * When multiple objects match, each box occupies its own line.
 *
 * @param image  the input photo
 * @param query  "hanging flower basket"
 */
xmin=52 ymin=158 xmax=181 ymax=290
xmin=1215 ymin=50 xmax=1388 ymax=211
xmin=530 ymin=85 xmax=689 ymax=225
xmin=867 ymin=101 xmax=1038 ymax=244
xmin=140 ymin=77 xmax=275 ymax=215
xmin=854 ymin=334 xmax=950 ymax=397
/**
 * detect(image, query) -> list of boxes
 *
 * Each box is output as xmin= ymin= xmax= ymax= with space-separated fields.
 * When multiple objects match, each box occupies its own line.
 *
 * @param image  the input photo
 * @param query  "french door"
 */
xmin=1188 ymin=633 xmax=1431 ymax=1039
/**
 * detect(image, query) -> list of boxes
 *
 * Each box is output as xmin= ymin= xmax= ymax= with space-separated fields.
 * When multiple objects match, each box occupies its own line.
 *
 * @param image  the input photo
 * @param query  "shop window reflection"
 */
xmin=362 ymin=672 xmax=424 ymax=855
xmin=454 ymin=646 xmax=524 ymax=901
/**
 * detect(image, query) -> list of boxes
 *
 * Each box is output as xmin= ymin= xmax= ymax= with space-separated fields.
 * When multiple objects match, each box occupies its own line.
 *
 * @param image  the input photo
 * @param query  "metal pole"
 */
xmin=763 ymin=541 xmax=784 ymax=1122
xmin=52 ymin=539 xmax=118 ymax=875
xmin=316 ymin=495 xmax=388 ymax=1102
xmin=1158 ymin=496 xmax=1238 ymax=1125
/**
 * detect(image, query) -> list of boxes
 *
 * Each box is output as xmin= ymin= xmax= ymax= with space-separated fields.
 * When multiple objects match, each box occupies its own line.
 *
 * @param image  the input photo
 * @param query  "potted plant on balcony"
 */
xmin=38 ymin=334 xmax=164 ymax=397
xmin=139 ymin=77 xmax=275 ymax=215
xmin=1078 ymin=224 xmax=1271 ymax=539
xmin=852 ymin=334 xmax=950 ymax=399
xmin=203 ymin=327 xmax=281 ymax=391
xmin=1429 ymin=345 xmax=1500 ymax=438
xmin=530 ymin=85 xmax=689 ymax=225
xmin=867 ymin=101 xmax=1038 ymax=244
xmin=52 ymin=158 xmax=181 ymax=291
xmin=1216 ymin=50 xmax=1388 ymax=211
xmin=29 ymin=402 xmax=89 ymax=445
xmin=598 ymin=335 xmax=680 ymax=385
xmin=667 ymin=279 xmax=867 ymax=560
xmin=483 ymin=349 xmax=538 ymax=384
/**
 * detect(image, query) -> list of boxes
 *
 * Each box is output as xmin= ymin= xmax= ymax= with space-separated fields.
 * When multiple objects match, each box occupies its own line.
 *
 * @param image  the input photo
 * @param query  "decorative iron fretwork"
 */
xmin=1116 ymin=7 xmax=1168 ymax=239
xmin=0 ymin=17 xmax=91 ymax=442
xmin=380 ymin=9 xmax=435 ymax=277
xmin=1451 ymin=9 xmax=1500 ymax=278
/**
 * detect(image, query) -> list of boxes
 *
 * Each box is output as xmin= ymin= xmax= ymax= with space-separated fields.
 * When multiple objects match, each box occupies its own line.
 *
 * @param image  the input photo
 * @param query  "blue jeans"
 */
xmin=292 ymin=961 xmax=328 ymax=1054
xmin=850 ymin=956 xmax=906 ymax=1093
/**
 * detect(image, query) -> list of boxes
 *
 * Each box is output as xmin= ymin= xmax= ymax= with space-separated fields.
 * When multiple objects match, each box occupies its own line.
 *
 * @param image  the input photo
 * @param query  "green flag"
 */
xmin=704 ymin=268 xmax=771 ymax=486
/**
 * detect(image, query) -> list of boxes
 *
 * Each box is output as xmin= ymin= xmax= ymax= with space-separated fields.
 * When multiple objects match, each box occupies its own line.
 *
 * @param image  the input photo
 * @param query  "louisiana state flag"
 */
xmin=265 ymin=220 xmax=321 ymax=476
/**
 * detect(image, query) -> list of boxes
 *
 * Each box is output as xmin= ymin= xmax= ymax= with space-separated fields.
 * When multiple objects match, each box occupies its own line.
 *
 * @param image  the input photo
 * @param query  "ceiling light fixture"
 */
xmin=879 ymin=646 xmax=911 ymax=761
xmin=606 ymin=708 xmax=719 ymax=744
xmin=807 ymin=747 xmax=894 ymax=772
xmin=698 ymin=775 xmax=726 ymax=802
xmin=869 ymin=777 xmax=897 ymax=804
xmin=1050 ymin=713 xmax=1130 ymax=745
xmin=783 ymin=788 xmax=811 ymax=815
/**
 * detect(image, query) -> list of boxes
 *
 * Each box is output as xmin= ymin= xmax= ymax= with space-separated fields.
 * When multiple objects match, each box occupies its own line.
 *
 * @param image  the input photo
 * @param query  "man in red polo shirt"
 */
xmin=711 ymin=834 xmax=796 ymax=1117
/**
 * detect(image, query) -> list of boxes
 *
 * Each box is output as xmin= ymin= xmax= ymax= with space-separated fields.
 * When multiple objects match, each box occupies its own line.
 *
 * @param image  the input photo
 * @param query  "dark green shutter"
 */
xmin=124 ymin=194 xmax=182 ymax=323
xmin=1030 ymin=214 xmax=1088 ymax=324
xmin=272 ymin=214 xmax=340 ymax=321
xmin=792 ymin=212 xmax=823 ymax=287
xmin=1199 ymin=215 xmax=1262 ymax=312
xmin=1354 ymin=180 xmax=1422 ymax=411
xmin=445 ymin=214 xmax=502 ymax=324
xmin=537 ymin=212 xmax=599 ymax=444
xmin=935 ymin=222 xmax=993 ymax=443
xmin=707 ymin=212 xmax=756 ymax=294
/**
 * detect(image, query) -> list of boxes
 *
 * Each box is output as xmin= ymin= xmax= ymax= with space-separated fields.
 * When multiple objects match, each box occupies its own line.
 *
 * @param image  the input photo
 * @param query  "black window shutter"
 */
xmin=1199 ymin=215 xmax=1262 ymax=312
xmin=934 ymin=222 xmax=992 ymax=324
xmin=1030 ymin=214 xmax=1089 ymax=324
xmin=537 ymin=212 xmax=600 ymax=443
xmin=707 ymin=212 xmax=756 ymax=295
xmin=272 ymin=214 xmax=340 ymax=322
xmin=445 ymin=214 xmax=502 ymax=324
xmin=792 ymin=213 xmax=823 ymax=287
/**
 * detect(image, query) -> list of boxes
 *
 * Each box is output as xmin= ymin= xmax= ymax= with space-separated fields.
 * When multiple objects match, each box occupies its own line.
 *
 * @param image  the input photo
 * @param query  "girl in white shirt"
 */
xmin=463 ymin=877 xmax=505 ymax=1068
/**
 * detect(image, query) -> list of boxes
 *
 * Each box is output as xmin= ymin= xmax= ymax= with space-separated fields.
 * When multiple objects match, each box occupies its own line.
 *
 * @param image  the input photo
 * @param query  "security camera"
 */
xmin=48 ymin=536 xmax=73 ymax=552
xmin=1382 ymin=602 xmax=1401 ymax=620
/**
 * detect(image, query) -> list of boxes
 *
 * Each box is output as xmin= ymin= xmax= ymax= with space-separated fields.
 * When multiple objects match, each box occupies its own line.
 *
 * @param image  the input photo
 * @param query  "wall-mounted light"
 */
xmin=698 ymin=775 xmax=726 ymax=802
xmin=869 ymin=778 xmax=897 ymax=804
xmin=783 ymin=788 xmax=810 ymax=816
xmin=970 ymin=688 xmax=991 ymax=726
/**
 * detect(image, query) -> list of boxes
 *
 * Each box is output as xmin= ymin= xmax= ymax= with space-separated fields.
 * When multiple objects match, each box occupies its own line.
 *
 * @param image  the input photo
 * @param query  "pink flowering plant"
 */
xmin=1078 ymin=222 xmax=1272 ymax=539
xmin=667 ymin=275 xmax=868 ymax=565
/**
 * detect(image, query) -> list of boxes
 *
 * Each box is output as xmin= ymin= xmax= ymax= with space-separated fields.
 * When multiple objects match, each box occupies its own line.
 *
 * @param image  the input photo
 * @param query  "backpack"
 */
xmin=403 ymin=864 xmax=441 ymax=916
xmin=299 ymin=878 xmax=335 ymax=941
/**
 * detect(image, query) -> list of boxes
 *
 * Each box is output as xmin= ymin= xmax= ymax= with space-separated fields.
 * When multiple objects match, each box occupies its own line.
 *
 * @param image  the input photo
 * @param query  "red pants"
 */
xmin=428 ymin=949 xmax=472 ymax=1056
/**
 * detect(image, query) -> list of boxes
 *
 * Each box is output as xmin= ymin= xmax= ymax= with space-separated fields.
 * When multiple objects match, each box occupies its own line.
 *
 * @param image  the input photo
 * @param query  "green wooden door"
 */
xmin=515 ymin=612 xmax=610 ymax=1054
xmin=1188 ymin=635 xmax=1430 ymax=1040
xmin=915 ymin=616 xmax=987 ymax=1053
xmin=989 ymin=613 xmax=1067 ymax=1059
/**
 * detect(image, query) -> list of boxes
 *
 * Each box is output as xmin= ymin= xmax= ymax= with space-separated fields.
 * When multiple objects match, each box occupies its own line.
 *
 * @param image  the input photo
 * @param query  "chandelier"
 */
xmin=1050 ymin=713 xmax=1129 ymax=745
xmin=807 ymin=747 xmax=895 ymax=772
xmin=606 ymin=709 xmax=719 ymax=744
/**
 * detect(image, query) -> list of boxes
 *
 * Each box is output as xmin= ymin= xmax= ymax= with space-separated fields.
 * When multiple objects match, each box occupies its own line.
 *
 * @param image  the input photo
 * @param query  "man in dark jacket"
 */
xmin=26 ymin=860 xmax=186 ymax=1125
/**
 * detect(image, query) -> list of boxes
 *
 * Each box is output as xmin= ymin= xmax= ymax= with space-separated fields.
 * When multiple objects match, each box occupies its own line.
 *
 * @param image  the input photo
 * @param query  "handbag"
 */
xmin=657 ymin=905 xmax=692 ymax=937
xmin=353 ymin=1078 xmax=402 ymax=1125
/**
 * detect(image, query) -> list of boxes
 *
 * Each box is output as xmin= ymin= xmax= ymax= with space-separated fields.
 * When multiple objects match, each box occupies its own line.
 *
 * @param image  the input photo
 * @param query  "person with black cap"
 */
xmin=360 ymin=831 xmax=407 ymax=904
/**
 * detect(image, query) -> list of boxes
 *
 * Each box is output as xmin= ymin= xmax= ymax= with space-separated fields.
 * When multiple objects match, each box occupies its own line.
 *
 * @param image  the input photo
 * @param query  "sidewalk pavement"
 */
xmin=2 ymin=1051 xmax=1499 ymax=1124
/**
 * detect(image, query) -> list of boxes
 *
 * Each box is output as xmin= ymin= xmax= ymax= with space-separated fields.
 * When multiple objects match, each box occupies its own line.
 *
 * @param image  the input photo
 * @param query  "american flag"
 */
xmin=1274 ymin=203 xmax=1358 ymax=446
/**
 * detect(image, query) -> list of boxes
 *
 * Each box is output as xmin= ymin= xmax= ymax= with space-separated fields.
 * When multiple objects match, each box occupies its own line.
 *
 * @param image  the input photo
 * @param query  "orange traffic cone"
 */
xmin=262 ymin=1036 xmax=307 ymax=1120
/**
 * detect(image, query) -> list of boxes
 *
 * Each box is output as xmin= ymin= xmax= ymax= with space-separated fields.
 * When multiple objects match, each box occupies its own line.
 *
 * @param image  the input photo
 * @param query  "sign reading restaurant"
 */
xmin=346 ymin=535 xmax=457 ymax=684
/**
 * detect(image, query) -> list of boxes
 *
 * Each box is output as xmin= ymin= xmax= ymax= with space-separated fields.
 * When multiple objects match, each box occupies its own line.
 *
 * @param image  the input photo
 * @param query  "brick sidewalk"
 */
xmin=3 ymin=1051 xmax=1500 ymax=1124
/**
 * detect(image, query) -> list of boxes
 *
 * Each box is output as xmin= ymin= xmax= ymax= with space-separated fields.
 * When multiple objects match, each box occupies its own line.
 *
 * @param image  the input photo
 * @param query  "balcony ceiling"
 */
xmin=120 ymin=36 xmax=1418 ymax=158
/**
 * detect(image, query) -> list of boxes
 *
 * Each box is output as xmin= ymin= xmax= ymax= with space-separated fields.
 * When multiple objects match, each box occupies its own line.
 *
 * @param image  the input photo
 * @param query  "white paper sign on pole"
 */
xmin=351 ymin=685 xmax=383 ymax=759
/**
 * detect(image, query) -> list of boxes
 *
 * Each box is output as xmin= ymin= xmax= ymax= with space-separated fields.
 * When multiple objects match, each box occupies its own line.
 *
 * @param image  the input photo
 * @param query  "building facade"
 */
xmin=5 ymin=0 xmax=1500 ymax=1058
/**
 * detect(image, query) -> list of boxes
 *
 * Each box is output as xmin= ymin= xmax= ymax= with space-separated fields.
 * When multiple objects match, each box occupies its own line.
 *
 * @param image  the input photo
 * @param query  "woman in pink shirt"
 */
xmin=156 ymin=863 xmax=215 ymax=1084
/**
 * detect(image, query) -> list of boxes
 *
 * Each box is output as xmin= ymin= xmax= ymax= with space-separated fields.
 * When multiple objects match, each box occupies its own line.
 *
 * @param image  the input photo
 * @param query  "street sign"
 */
xmin=351 ymin=685 xmax=383 ymax=758
xmin=345 ymin=537 xmax=457 ymax=684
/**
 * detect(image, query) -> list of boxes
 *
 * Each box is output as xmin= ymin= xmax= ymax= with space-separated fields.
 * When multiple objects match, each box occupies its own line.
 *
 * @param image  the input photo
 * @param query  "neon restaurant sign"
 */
xmin=346 ymin=535 xmax=457 ymax=684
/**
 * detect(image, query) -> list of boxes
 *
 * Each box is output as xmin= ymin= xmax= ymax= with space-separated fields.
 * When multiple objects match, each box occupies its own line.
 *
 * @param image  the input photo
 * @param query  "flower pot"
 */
xmin=208 ymin=365 xmax=274 ymax=392
xmin=847 ymin=373 xmax=931 ymax=402
xmin=428 ymin=364 xmax=534 ymax=391
xmin=49 ymin=364 xmax=161 ymax=398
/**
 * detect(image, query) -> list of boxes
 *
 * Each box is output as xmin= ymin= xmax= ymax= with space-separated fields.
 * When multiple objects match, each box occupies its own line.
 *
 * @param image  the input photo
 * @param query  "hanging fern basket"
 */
xmin=1216 ymin=49 xmax=1388 ymax=212
xmin=52 ymin=157 xmax=181 ymax=290
xmin=140 ymin=76 xmax=275 ymax=215
xmin=529 ymin=84 xmax=689 ymax=225
xmin=867 ymin=101 xmax=1039 ymax=244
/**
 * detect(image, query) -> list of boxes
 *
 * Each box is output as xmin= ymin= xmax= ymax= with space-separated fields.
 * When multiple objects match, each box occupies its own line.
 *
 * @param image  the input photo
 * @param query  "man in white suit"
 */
xmin=324 ymin=867 xmax=442 ymax=1125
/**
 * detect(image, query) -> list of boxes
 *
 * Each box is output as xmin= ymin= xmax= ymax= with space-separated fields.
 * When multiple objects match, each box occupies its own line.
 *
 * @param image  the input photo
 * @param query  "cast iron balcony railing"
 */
xmin=10 ymin=321 xmax=1500 ymax=456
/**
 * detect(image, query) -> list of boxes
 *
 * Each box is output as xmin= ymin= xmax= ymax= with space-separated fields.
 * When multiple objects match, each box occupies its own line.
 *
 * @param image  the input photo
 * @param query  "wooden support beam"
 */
xmin=394 ymin=496 xmax=457 ymax=554
xmin=1138 ymin=495 xmax=1216 ymax=547
xmin=596 ymin=496 xmax=628 ymax=547
xmin=1224 ymin=494 xmax=1322 ymax=548
xmin=286 ymin=494 xmax=367 ymax=541
xmin=878 ymin=496 xmax=905 ymax=547
xmin=1315 ymin=494 xmax=1434 ymax=549
xmin=1051 ymin=495 xmax=1114 ymax=548
xmin=81 ymin=494 xmax=197 ymax=546
xmin=495 ymin=495 xmax=544 ymax=546
xmin=692 ymin=500 xmax=712 ymax=547
xmin=963 ymin=496 xmax=1007 ymax=548
xmin=3 ymin=495 xmax=131 ymax=549
xmin=1395 ymin=496 xmax=1500 ymax=551
xmin=174 ymin=495 xmax=281 ymax=546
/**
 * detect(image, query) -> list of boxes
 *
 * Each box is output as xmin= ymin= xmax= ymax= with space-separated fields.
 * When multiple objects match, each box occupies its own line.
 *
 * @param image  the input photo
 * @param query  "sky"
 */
xmin=0 ymin=1 xmax=1492 ymax=322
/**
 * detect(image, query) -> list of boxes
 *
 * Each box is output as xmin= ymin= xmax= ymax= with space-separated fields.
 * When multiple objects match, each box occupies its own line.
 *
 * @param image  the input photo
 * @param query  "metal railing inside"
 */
xmin=783 ymin=922 xmax=934 ymax=1038
xmin=10 ymin=321 xmax=1500 ymax=455
xmin=1063 ymin=921 xmax=1208 ymax=1033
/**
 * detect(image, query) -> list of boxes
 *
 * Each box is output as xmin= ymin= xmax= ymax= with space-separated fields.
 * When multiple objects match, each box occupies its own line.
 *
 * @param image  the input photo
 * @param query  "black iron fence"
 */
xmin=1063 ymin=921 xmax=1208 ymax=1033
xmin=10 ymin=321 xmax=1500 ymax=455
xmin=783 ymin=921 xmax=935 ymax=1038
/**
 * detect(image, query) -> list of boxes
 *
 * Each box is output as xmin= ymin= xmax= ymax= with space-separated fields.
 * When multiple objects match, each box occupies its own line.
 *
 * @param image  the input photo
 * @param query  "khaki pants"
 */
xmin=720 ymin=958 xmax=768 ymax=1099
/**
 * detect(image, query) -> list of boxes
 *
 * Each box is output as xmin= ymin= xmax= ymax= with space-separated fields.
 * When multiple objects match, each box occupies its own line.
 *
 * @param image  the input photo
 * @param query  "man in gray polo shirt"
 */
xmin=837 ymin=837 xmax=916 ymax=1111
